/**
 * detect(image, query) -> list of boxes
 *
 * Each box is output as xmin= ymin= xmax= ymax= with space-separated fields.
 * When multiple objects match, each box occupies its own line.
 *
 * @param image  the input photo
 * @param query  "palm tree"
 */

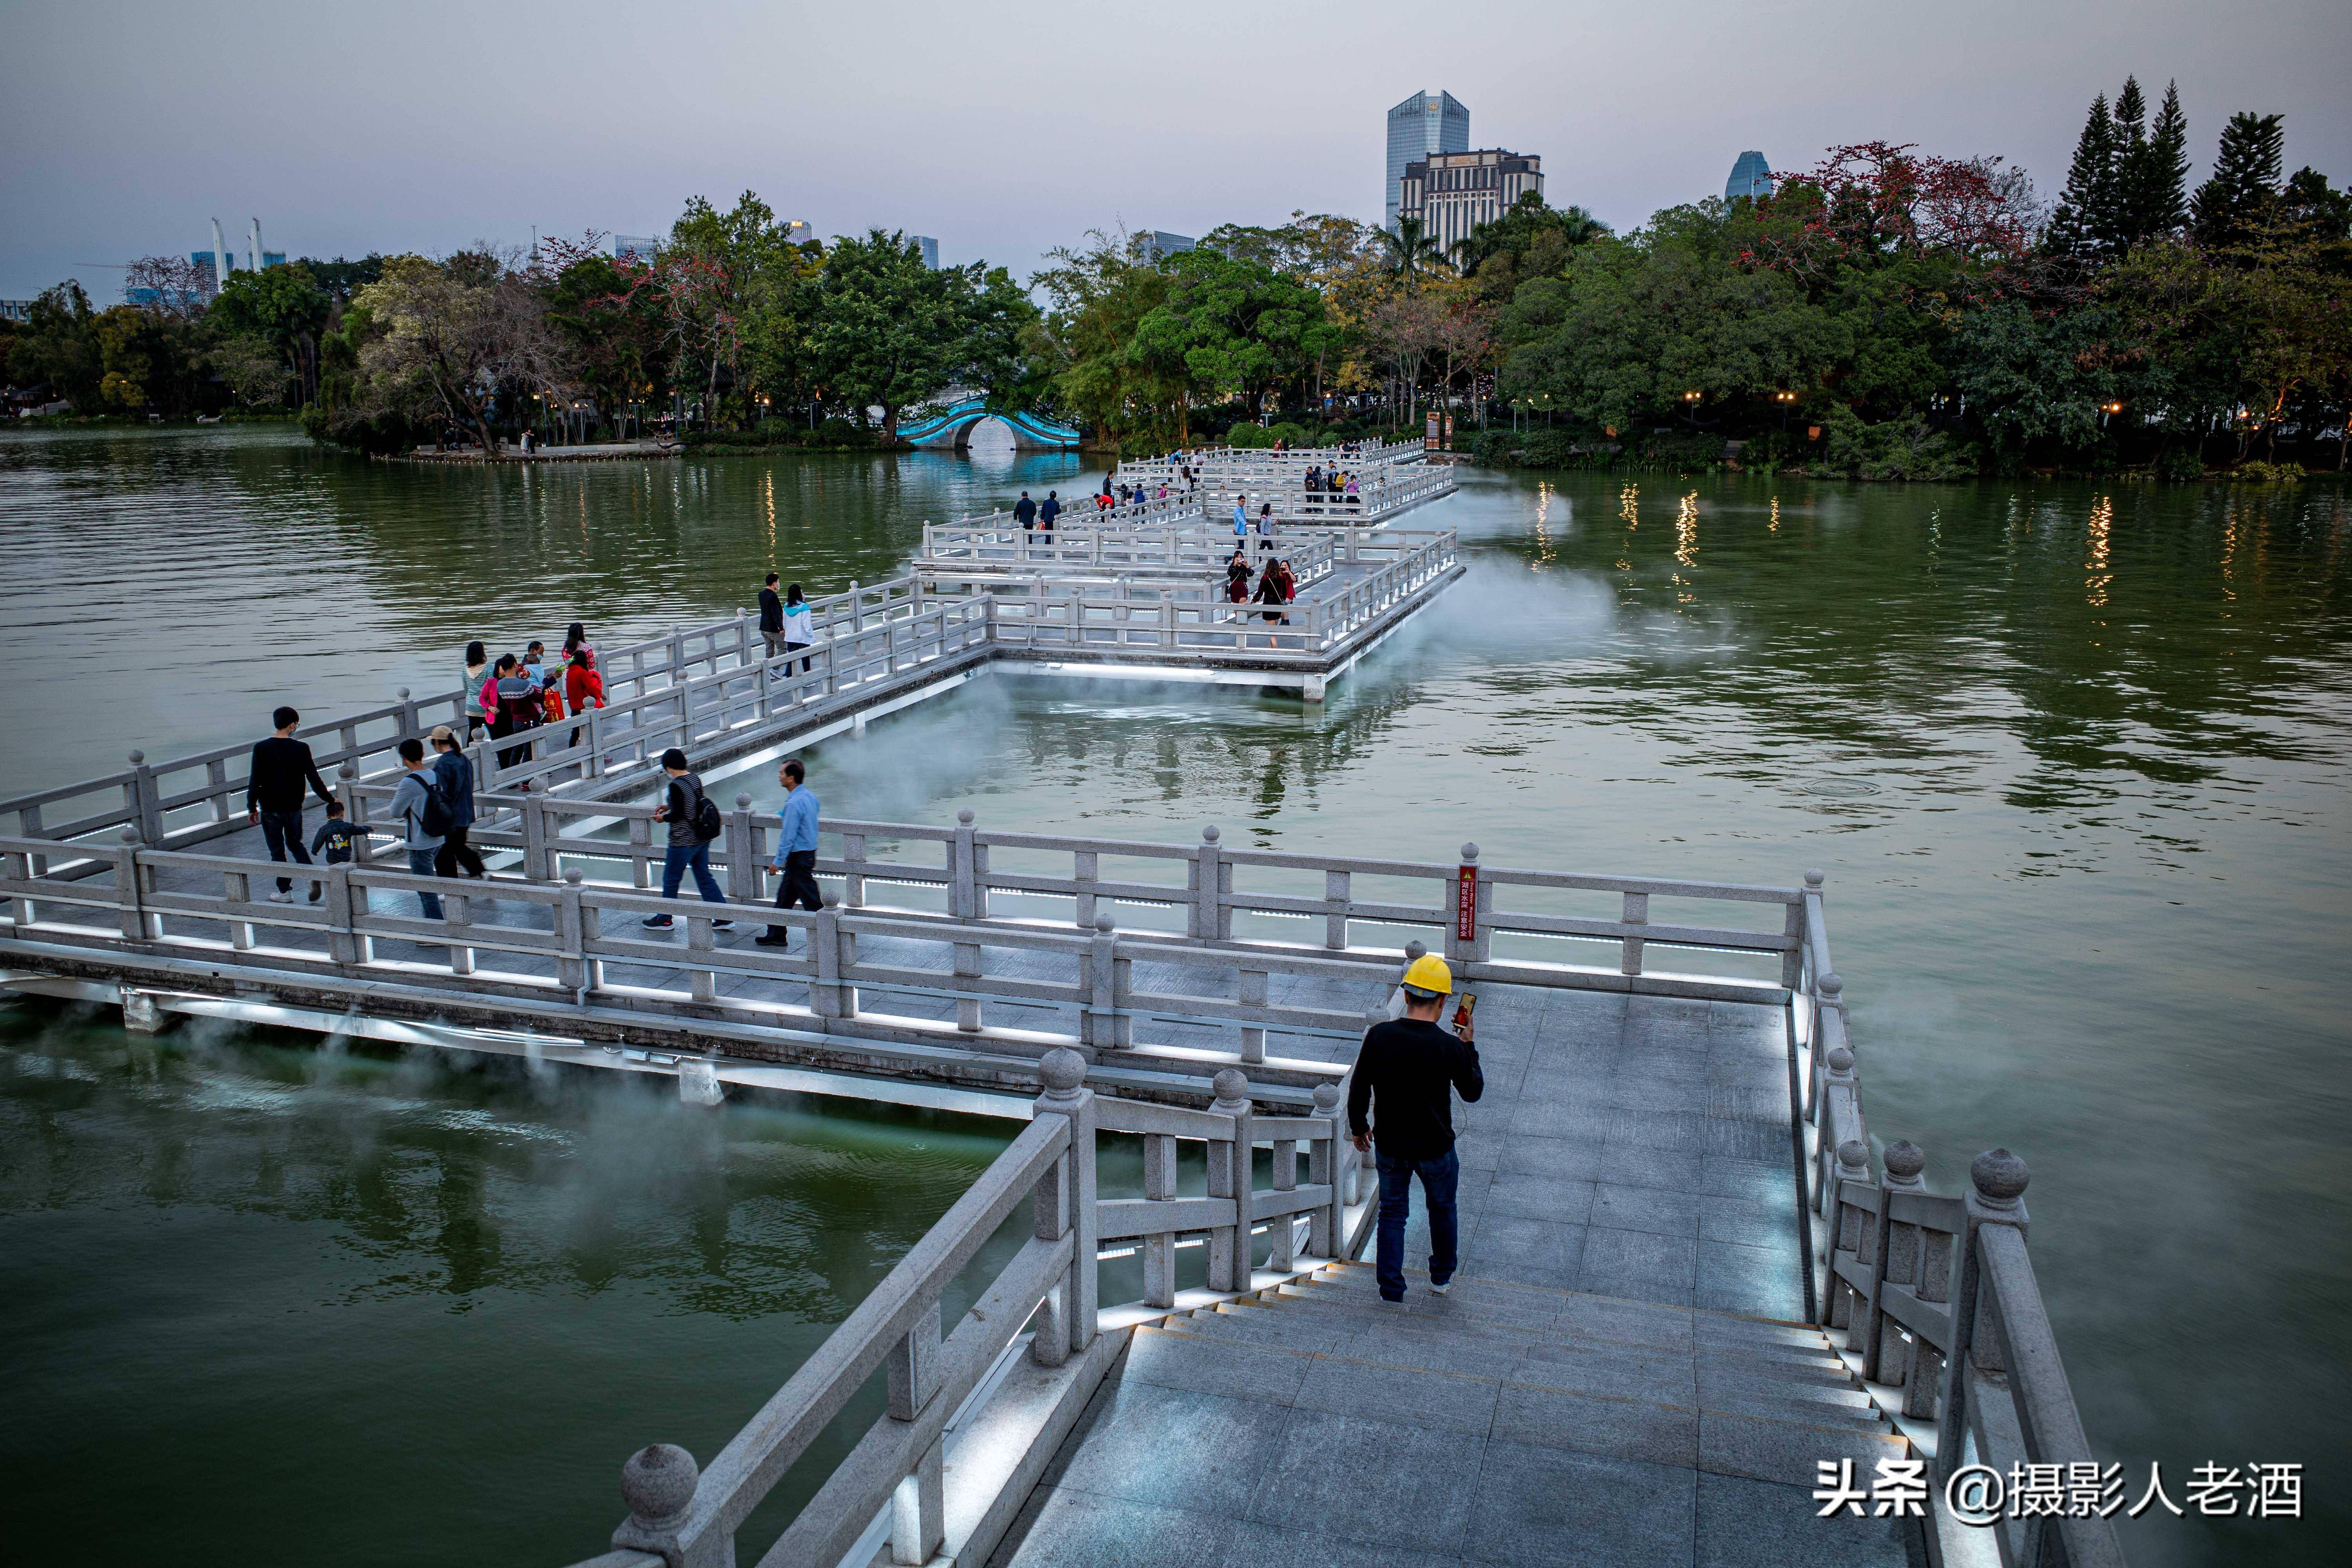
xmin=1377 ymin=217 xmax=1447 ymax=293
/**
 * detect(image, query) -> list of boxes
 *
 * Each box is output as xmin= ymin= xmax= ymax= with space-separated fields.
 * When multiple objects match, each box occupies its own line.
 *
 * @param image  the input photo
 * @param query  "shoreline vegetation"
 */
xmin=5 ymin=78 xmax=2346 ymax=483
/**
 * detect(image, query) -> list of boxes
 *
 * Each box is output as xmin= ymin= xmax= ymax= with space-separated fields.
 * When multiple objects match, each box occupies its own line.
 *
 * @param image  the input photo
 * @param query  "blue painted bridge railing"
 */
xmin=898 ymin=398 xmax=1082 ymax=450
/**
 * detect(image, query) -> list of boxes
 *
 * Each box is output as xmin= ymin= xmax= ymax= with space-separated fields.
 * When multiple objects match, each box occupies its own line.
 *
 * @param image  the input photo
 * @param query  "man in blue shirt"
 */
xmin=757 ymin=757 xmax=823 ymax=947
xmin=1232 ymin=495 xmax=1249 ymax=543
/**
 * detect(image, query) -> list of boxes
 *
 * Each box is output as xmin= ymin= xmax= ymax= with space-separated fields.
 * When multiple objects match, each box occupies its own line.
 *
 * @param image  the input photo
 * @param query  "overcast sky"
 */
xmin=5 ymin=0 xmax=2347 ymax=301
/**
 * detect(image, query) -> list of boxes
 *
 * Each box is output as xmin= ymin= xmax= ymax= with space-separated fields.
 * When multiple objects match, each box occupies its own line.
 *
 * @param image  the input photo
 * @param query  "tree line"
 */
xmin=1481 ymin=80 xmax=2350 ymax=477
xmin=7 ymin=87 xmax=2344 ymax=475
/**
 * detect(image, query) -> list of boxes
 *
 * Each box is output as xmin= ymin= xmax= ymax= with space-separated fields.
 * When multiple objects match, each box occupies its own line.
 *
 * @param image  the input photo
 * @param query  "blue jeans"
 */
xmin=258 ymin=807 xmax=313 ymax=892
xmin=1374 ymin=1146 xmax=1460 ymax=1301
xmin=406 ymin=848 xmax=443 ymax=919
xmin=661 ymin=842 xmax=726 ymax=908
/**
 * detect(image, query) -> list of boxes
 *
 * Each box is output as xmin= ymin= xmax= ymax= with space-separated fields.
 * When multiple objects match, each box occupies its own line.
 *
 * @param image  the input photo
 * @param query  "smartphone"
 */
xmin=1452 ymin=991 xmax=1476 ymax=1031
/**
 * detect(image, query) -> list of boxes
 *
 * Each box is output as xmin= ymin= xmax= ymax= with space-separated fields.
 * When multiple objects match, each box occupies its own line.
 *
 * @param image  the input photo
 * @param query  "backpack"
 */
xmin=684 ymin=779 xmax=723 ymax=842
xmin=416 ymin=775 xmax=455 ymax=838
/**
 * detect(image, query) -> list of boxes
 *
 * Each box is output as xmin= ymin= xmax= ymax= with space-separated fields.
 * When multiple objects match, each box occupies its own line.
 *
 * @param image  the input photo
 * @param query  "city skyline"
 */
xmin=3 ymin=1 xmax=2347 ymax=300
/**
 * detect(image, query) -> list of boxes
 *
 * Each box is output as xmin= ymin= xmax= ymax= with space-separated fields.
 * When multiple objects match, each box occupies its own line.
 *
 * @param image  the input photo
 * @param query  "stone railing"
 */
xmin=555 ymin=1049 xmax=1367 ymax=1568
xmin=947 ymin=490 xmax=1201 ymax=534
xmin=1797 ymin=876 xmax=2124 ymax=1566
xmin=915 ymin=523 xmax=1338 ymax=582
xmin=0 ymin=577 xmax=943 ymax=865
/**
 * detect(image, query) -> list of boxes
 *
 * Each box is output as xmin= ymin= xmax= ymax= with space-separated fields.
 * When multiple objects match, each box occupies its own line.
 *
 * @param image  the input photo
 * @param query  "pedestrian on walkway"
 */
xmin=389 ymin=738 xmax=447 ymax=920
xmin=782 ymin=583 xmax=813 ymax=673
xmin=490 ymin=655 xmax=544 ymax=777
xmin=1226 ymin=551 xmax=1252 ymax=604
xmin=429 ymin=726 xmax=487 ymax=878
xmin=564 ymin=648 xmax=605 ymax=716
xmin=1257 ymin=501 xmax=1276 ymax=549
xmin=757 ymin=757 xmax=823 ymax=948
xmin=1232 ymin=495 xmax=1249 ymax=546
xmin=463 ymin=641 xmax=491 ymax=740
xmin=642 ymin=748 xmax=731 ymax=930
xmin=307 ymin=800 xmax=363 ymax=900
xmin=1039 ymin=490 xmax=1060 ymax=537
xmin=1254 ymin=559 xmax=1291 ymax=629
xmin=245 ymin=706 xmax=335 ymax=902
xmin=760 ymin=572 xmax=788 ymax=659
xmin=1348 ymin=953 xmax=1482 ymax=1304
xmin=563 ymin=621 xmax=594 ymax=665
xmin=1014 ymin=490 xmax=1038 ymax=543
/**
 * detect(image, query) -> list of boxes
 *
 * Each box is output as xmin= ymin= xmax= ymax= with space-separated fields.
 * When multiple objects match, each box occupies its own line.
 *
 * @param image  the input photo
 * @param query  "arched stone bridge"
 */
xmin=899 ymin=397 xmax=1083 ymax=450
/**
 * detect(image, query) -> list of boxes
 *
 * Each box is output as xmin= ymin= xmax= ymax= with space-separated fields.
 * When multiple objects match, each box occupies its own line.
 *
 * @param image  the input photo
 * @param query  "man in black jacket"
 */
xmin=1013 ymin=490 xmax=1037 ymax=543
xmin=759 ymin=572 xmax=786 ymax=659
xmin=245 ymin=706 xmax=334 ymax=902
xmin=1348 ymin=953 xmax=1482 ymax=1303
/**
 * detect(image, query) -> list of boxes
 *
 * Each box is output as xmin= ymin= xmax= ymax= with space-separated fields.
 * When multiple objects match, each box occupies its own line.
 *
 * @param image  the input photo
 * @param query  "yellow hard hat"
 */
xmin=1401 ymin=954 xmax=1453 ymax=996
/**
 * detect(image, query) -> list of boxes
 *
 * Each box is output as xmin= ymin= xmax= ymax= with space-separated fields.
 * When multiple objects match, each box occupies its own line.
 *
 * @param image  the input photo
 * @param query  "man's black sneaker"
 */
xmin=642 ymin=915 xmax=673 ymax=929
xmin=754 ymin=934 xmax=791 ymax=948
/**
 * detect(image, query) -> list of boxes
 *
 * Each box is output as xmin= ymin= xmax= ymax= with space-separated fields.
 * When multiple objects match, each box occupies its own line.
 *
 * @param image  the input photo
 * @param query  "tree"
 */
xmin=1029 ymin=228 xmax=1176 ymax=445
xmin=2047 ymin=94 xmax=2120 ymax=258
xmin=2192 ymin=112 xmax=2286 ymax=251
xmin=123 ymin=255 xmax=212 ymax=320
xmin=1129 ymin=247 xmax=1330 ymax=424
xmin=804 ymin=230 xmax=971 ymax=441
xmin=208 ymin=263 xmax=331 ymax=405
xmin=2119 ymin=81 xmax=2191 ymax=245
xmin=345 ymin=251 xmax=568 ymax=454
xmin=6 ymin=282 xmax=102 ymax=408
xmin=1376 ymin=217 xmax=1448 ymax=293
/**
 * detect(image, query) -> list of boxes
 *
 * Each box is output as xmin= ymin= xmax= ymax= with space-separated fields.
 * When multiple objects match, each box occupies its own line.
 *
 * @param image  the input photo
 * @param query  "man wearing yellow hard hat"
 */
xmin=1347 ymin=952 xmax=1483 ymax=1304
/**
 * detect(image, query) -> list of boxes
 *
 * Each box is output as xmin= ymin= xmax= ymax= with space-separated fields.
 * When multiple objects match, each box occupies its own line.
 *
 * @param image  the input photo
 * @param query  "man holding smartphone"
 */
xmin=1347 ymin=954 xmax=1483 ymax=1305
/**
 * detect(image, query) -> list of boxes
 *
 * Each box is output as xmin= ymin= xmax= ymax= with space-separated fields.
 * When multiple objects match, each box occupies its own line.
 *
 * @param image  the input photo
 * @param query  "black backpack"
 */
xmin=416 ymin=776 xmax=455 ymax=838
xmin=686 ymin=780 xmax=723 ymax=843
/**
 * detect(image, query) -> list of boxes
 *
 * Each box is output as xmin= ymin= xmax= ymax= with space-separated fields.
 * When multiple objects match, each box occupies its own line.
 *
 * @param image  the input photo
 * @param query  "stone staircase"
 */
xmin=991 ymin=1259 xmax=1927 ymax=1567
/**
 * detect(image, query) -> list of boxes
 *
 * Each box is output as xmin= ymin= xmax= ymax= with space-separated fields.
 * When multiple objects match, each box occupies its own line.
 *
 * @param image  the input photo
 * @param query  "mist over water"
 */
xmin=2 ymin=426 xmax=2349 ymax=1565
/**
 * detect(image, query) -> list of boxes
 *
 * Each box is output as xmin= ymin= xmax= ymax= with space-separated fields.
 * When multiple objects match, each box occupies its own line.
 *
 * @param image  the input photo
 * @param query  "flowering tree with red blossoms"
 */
xmin=1741 ymin=142 xmax=2035 ymax=297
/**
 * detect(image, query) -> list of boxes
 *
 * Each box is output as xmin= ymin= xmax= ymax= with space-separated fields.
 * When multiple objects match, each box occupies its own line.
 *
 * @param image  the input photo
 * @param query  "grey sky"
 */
xmin=4 ymin=0 xmax=2347 ymax=301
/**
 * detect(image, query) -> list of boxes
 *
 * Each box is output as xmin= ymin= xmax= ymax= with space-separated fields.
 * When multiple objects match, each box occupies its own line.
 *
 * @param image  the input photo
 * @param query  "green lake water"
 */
xmin=2 ymin=426 xmax=2346 ymax=1566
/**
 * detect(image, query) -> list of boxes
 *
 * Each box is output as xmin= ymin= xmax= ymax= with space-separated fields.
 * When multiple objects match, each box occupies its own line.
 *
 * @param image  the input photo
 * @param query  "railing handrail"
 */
xmin=1800 ymin=881 xmax=2123 ymax=1564
xmin=563 ymin=1048 xmax=1363 ymax=1568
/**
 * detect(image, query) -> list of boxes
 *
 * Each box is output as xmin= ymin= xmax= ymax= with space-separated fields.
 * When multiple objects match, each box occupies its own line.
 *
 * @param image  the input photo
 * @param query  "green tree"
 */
xmin=2192 ymin=111 xmax=2286 ymax=250
xmin=342 ymin=251 xmax=566 ymax=455
xmin=806 ymin=230 xmax=1014 ymax=441
xmin=1375 ymin=217 xmax=1448 ymax=293
xmin=1129 ymin=247 xmax=1329 ymax=424
xmin=207 ymin=263 xmax=331 ymax=405
xmin=2047 ymin=93 xmax=2120 ymax=257
xmin=7 ymin=282 xmax=102 ymax=408
xmin=1029 ymin=230 xmax=1176 ymax=445
xmin=2119 ymin=80 xmax=2191 ymax=245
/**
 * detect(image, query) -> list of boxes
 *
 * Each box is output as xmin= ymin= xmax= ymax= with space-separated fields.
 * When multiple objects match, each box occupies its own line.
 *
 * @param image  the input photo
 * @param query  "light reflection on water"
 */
xmin=2 ymin=426 xmax=2350 ymax=1566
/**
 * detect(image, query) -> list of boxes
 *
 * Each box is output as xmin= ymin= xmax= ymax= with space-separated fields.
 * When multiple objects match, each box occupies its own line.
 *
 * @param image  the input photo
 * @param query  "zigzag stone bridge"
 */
xmin=0 ymin=448 xmax=2120 ymax=1568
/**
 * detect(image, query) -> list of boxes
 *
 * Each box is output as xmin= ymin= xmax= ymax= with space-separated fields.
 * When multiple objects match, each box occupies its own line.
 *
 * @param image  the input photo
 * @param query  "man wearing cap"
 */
xmin=1347 ymin=953 xmax=1482 ymax=1304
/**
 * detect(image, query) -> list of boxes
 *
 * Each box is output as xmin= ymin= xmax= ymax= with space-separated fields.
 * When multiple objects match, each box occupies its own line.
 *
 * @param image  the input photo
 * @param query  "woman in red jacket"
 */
xmin=565 ymin=648 xmax=606 ymax=716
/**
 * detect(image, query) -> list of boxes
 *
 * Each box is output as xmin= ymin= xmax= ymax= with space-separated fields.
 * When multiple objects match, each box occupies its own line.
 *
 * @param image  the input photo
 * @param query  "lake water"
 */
xmin=3 ymin=425 xmax=2347 ymax=1566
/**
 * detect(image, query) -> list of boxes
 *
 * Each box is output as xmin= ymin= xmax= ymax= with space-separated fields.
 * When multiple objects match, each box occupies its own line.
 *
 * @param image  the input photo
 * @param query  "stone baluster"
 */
xmin=1029 ymin=1049 xmax=1098 ymax=1367
xmin=1309 ymin=1081 xmax=1345 ymax=1257
xmin=1865 ymin=1140 xmax=1925 ymax=1385
xmin=1083 ymin=916 xmax=1118 ymax=1051
xmin=1816 ymin=1045 xmax=1856 ymax=1214
xmin=1268 ymin=1115 xmax=1299 ymax=1270
xmin=1205 ymin=1068 xmax=1253 ymax=1292
xmin=1826 ymin=1139 xmax=1872 ymax=1328
xmin=1238 ymin=966 xmax=1267 ymax=1064
xmin=1143 ymin=1126 xmax=1178 ymax=1308
xmin=1191 ymin=824 xmax=1222 ymax=941
xmin=114 ymin=827 xmax=151 ymax=942
xmin=724 ymin=793 xmax=758 ymax=902
xmin=1934 ymin=1149 xmax=2031 ymax=1484
xmin=127 ymin=751 xmax=163 ymax=848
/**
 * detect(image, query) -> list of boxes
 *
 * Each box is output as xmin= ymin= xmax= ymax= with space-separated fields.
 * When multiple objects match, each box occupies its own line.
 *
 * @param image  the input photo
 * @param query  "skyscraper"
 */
xmin=1725 ymin=151 xmax=1775 ymax=203
xmin=911 ymin=236 xmax=939 ymax=270
xmin=1387 ymin=91 xmax=1470 ymax=231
